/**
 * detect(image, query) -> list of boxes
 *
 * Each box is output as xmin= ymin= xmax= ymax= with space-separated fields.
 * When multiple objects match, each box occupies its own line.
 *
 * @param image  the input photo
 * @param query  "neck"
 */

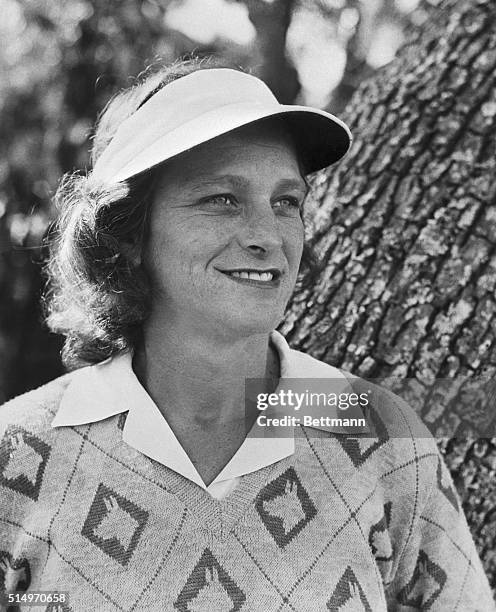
xmin=133 ymin=320 xmax=280 ymax=433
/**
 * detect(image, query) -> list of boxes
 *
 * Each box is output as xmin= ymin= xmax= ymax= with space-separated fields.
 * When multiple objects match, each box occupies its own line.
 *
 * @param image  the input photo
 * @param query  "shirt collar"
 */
xmin=52 ymin=330 xmax=368 ymax=488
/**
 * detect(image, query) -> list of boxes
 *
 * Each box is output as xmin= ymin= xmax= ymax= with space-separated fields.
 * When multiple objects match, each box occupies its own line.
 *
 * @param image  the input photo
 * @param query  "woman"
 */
xmin=0 ymin=59 xmax=494 ymax=611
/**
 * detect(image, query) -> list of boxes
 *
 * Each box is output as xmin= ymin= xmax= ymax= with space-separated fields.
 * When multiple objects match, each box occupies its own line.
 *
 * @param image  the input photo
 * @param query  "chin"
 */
xmin=221 ymin=311 xmax=282 ymax=337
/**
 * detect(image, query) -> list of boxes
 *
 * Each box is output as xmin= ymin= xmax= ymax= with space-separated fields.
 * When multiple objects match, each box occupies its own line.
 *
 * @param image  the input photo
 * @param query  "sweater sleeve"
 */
xmin=385 ymin=449 xmax=495 ymax=611
xmin=0 ymin=377 xmax=72 ymax=604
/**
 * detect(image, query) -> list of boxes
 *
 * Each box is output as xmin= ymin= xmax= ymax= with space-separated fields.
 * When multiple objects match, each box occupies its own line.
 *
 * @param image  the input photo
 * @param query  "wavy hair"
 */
xmin=43 ymin=57 xmax=319 ymax=370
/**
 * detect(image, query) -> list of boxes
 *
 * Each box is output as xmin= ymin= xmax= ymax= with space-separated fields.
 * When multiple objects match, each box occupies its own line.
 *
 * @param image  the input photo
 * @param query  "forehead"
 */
xmin=205 ymin=119 xmax=298 ymax=152
xmin=154 ymin=120 xmax=304 ymax=186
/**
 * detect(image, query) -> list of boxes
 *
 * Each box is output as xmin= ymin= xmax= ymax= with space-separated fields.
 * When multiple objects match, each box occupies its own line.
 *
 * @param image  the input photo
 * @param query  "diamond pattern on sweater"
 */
xmin=369 ymin=502 xmax=393 ymax=562
xmin=0 ymin=426 xmax=51 ymax=501
xmin=396 ymin=549 xmax=447 ymax=609
xmin=336 ymin=406 xmax=389 ymax=467
xmin=326 ymin=566 xmax=372 ymax=611
xmin=255 ymin=467 xmax=317 ymax=549
xmin=81 ymin=483 xmax=148 ymax=566
xmin=174 ymin=548 xmax=245 ymax=612
xmin=369 ymin=502 xmax=393 ymax=583
xmin=0 ymin=551 xmax=31 ymax=597
xmin=436 ymin=456 xmax=459 ymax=511
xmin=45 ymin=603 xmax=72 ymax=612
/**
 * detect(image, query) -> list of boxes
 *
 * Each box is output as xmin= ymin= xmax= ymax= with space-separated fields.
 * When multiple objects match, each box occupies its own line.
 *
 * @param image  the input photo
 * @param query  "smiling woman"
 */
xmin=0 ymin=58 xmax=494 ymax=611
xmin=141 ymin=123 xmax=306 ymax=345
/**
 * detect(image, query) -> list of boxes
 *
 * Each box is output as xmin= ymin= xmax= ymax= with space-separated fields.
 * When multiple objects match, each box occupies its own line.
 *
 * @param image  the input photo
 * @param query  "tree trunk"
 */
xmin=283 ymin=0 xmax=496 ymax=589
xmin=327 ymin=0 xmax=376 ymax=115
xmin=243 ymin=0 xmax=300 ymax=103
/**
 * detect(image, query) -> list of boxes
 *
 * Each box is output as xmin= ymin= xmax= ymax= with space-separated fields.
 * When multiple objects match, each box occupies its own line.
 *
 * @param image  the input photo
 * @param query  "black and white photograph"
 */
xmin=1 ymin=0 xmax=496 ymax=610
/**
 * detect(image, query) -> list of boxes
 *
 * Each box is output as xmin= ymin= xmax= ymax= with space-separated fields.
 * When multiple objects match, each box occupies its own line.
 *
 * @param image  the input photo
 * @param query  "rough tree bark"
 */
xmin=283 ymin=0 xmax=496 ymax=589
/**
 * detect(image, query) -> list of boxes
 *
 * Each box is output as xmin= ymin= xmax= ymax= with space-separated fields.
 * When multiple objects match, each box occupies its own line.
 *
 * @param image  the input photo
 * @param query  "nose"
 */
xmin=237 ymin=205 xmax=283 ymax=255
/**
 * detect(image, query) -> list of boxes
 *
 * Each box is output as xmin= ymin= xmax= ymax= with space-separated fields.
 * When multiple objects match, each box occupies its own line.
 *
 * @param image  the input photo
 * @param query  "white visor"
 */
xmin=91 ymin=68 xmax=352 ymax=183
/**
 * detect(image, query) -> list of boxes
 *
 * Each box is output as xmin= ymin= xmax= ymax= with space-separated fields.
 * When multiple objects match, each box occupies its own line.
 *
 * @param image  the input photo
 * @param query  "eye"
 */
xmin=200 ymin=194 xmax=238 ymax=208
xmin=272 ymin=196 xmax=302 ymax=214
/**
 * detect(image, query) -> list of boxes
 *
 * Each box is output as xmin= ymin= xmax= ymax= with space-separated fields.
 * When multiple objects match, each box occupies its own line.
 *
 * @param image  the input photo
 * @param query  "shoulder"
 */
xmin=290 ymin=346 xmax=441 ymax=480
xmin=343 ymin=373 xmax=442 ymax=502
xmin=0 ymin=372 xmax=77 ymax=436
xmin=296 ymin=346 xmax=437 ymax=441
xmin=345 ymin=372 xmax=436 ymax=443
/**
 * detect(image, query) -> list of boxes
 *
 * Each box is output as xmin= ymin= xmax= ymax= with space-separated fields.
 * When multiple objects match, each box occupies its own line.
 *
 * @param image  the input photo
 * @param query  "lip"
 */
xmin=216 ymin=267 xmax=282 ymax=288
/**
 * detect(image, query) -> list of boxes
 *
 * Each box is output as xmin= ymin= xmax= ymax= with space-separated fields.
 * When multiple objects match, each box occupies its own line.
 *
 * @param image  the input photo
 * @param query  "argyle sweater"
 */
xmin=1 ymin=373 xmax=495 ymax=611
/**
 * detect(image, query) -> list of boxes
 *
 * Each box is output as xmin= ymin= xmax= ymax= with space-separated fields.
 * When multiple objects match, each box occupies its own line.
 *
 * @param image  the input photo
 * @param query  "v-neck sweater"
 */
xmin=1 ymin=348 xmax=494 ymax=610
xmin=49 ymin=330 xmax=346 ymax=500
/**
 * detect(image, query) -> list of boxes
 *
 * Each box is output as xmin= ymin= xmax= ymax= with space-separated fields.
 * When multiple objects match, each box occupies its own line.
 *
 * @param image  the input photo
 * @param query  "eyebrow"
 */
xmin=189 ymin=174 xmax=310 ymax=198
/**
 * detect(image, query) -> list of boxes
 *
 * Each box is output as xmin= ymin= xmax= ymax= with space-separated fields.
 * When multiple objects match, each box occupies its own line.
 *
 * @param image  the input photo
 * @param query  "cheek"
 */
xmin=142 ymin=223 xmax=181 ymax=284
xmin=145 ymin=222 xmax=220 ymax=282
xmin=284 ymin=222 xmax=305 ymax=266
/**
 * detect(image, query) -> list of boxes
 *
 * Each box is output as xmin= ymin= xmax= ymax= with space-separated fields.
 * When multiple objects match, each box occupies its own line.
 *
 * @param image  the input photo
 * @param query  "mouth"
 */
xmin=217 ymin=268 xmax=282 ymax=288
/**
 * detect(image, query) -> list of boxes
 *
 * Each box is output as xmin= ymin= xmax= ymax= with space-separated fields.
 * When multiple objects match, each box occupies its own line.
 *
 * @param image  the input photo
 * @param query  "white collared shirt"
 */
xmin=52 ymin=330 xmax=365 ymax=499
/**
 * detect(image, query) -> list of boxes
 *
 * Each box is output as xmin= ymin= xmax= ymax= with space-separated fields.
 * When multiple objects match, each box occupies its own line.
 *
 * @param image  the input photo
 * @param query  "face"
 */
xmin=142 ymin=121 xmax=307 ymax=338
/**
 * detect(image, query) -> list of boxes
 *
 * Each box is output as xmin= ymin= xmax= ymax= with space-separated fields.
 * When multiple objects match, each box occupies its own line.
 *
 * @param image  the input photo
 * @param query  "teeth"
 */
xmin=229 ymin=271 xmax=274 ymax=281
